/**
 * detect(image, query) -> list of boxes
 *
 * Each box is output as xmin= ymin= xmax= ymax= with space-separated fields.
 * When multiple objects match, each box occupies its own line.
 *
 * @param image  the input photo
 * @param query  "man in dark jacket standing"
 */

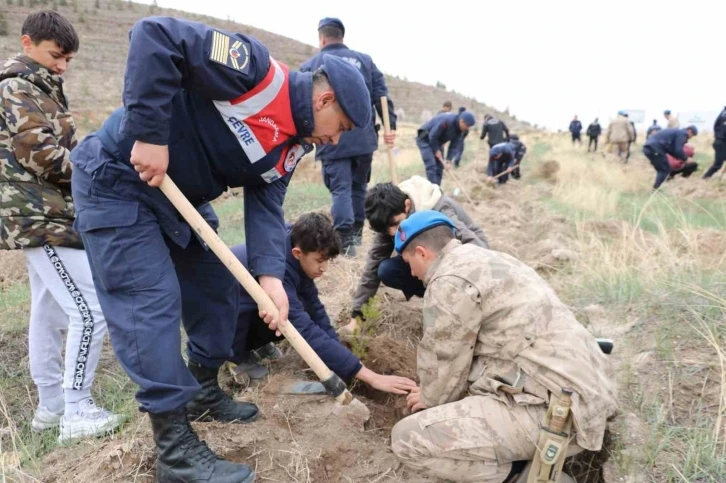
xmin=702 ymin=106 xmax=726 ymax=179
xmin=300 ymin=18 xmax=396 ymax=256
xmin=69 ymin=16 xmax=372 ymax=482
xmin=647 ymin=119 xmax=662 ymax=138
xmin=586 ymin=118 xmax=602 ymax=152
xmin=643 ymin=126 xmax=698 ymax=190
xmin=480 ymin=114 xmax=509 ymax=148
xmin=569 ymin=115 xmax=583 ymax=145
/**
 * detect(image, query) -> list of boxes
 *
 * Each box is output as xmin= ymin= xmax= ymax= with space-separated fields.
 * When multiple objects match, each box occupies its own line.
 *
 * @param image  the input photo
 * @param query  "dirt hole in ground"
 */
xmin=347 ymin=334 xmax=418 ymax=431
xmin=536 ymin=160 xmax=561 ymax=182
xmin=564 ymin=427 xmax=613 ymax=483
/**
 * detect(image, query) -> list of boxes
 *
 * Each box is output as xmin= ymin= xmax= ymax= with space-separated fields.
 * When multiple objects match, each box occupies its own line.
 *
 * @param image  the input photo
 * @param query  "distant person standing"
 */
xmin=624 ymin=113 xmax=636 ymax=163
xmin=569 ymin=115 xmax=583 ymax=145
xmin=702 ymin=106 xmax=726 ymax=179
xmin=447 ymin=107 xmax=469 ymax=168
xmin=664 ymin=109 xmax=680 ymax=128
xmin=479 ymin=114 xmax=509 ymax=148
xmin=438 ymin=101 xmax=452 ymax=114
xmin=300 ymin=17 xmax=397 ymax=256
xmin=586 ymin=118 xmax=602 ymax=152
xmin=647 ymin=119 xmax=662 ymax=138
xmin=606 ymin=111 xmax=635 ymax=161
xmin=643 ymin=125 xmax=698 ymax=190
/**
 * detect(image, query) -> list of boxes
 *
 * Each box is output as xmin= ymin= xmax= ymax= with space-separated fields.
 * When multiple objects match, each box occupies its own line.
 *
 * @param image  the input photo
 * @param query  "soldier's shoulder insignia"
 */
xmin=209 ymin=29 xmax=251 ymax=74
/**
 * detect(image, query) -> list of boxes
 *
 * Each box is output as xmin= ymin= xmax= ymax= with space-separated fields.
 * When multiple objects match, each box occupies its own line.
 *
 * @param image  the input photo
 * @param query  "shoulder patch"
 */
xmin=209 ymin=30 xmax=251 ymax=74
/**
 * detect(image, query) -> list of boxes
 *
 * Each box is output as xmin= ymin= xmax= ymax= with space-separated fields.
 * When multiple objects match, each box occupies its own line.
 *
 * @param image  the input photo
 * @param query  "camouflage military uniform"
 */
xmin=391 ymin=240 xmax=618 ymax=482
xmin=0 ymin=55 xmax=81 ymax=250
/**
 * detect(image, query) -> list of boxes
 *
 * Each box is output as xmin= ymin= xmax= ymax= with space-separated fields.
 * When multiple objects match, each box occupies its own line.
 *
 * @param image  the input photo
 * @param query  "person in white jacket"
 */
xmin=342 ymin=175 xmax=490 ymax=334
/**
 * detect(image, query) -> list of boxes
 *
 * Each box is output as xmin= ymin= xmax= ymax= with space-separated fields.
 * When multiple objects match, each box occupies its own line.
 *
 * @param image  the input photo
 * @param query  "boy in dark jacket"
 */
xmin=230 ymin=213 xmax=416 ymax=395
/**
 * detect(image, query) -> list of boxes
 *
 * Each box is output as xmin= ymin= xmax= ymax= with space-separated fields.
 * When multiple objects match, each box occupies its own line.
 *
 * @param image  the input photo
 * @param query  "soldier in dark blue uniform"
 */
xmin=448 ymin=107 xmax=469 ymax=168
xmin=69 ymin=16 xmax=371 ymax=483
xmin=479 ymin=114 xmax=510 ymax=148
xmin=487 ymin=142 xmax=517 ymax=185
xmin=642 ymin=125 xmax=698 ymax=190
xmin=416 ymin=111 xmax=476 ymax=185
xmin=647 ymin=119 xmax=662 ymax=138
xmin=299 ymin=18 xmax=396 ymax=256
xmin=703 ymin=106 xmax=726 ymax=179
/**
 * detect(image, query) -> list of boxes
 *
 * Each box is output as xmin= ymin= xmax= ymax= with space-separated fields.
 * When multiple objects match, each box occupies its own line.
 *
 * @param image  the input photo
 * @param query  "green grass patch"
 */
xmin=542 ymin=191 xmax=726 ymax=232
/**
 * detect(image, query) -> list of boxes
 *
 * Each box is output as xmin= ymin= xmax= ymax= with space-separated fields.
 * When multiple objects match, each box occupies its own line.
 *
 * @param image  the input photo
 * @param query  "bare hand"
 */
xmin=130 ymin=141 xmax=169 ymax=187
xmin=406 ymin=387 xmax=428 ymax=412
xmin=259 ymin=276 xmax=288 ymax=335
xmin=384 ymin=131 xmax=396 ymax=148
xmin=435 ymin=150 xmax=443 ymax=162
xmin=370 ymin=374 xmax=418 ymax=395
xmin=445 ymin=161 xmax=452 ymax=171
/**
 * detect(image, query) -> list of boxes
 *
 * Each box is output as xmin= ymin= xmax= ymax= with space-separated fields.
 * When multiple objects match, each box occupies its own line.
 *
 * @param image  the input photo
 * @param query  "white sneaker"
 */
xmin=31 ymin=406 xmax=63 ymax=432
xmin=57 ymin=398 xmax=125 ymax=442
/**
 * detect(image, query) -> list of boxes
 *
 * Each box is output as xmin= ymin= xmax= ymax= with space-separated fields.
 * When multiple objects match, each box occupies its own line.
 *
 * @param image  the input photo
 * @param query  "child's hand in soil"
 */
xmin=370 ymin=374 xmax=418 ymax=395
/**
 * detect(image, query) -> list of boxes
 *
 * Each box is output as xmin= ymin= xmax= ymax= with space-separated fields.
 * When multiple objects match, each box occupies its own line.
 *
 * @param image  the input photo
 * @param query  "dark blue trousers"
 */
xmin=703 ymin=140 xmax=726 ymax=178
xmin=71 ymin=142 xmax=238 ymax=414
xmin=416 ymin=137 xmax=444 ymax=185
xmin=378 ymin=256 xmax=425 ymax=300
xmin=487 ymin=158 xmax=510 ymax=184
xmin=322 ymin=154 xmax=373 ymax=231
xmin=643 ymin=146 xmax=671 ymax=190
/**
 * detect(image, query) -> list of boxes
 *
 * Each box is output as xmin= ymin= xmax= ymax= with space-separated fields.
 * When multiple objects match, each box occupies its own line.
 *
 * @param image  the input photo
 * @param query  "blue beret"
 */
xmin=318 ymin=17 xmax=345 ymax=36
xmin=617 ymin=110 xmax=627 ymax=116
xmin=460 ymin=111 xmax=476 ymax=127
xmin=686 ymin=124 xmax=698 ymax=135
xmin=394 ymin=211 xmax=455 ymax=254
xmin=320 ymin=54 xmax=371 ymax=129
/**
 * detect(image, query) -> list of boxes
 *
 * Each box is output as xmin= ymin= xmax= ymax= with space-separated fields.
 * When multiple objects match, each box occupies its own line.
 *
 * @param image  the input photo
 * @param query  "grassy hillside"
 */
xmin=0 ymin=0 xmax=530 ymax=137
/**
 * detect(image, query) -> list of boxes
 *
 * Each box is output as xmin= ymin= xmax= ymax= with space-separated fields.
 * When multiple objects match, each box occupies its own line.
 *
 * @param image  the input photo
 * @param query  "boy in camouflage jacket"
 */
xmin=0 ymin=11 xmax=122 ymax=441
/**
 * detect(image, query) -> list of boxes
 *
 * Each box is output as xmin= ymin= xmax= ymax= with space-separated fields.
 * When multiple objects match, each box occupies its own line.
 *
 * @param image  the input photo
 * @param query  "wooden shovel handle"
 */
xmin=380 ymin=96 xmax=398 ymax=185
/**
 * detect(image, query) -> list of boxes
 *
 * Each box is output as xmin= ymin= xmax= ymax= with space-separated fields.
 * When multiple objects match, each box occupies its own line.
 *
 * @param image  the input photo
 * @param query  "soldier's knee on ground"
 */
xmin=390 ymin=414 xmax=425 ymax=462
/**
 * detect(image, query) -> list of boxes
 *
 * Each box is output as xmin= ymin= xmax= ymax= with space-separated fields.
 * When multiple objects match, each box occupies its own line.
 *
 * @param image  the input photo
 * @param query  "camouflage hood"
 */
xmin=0 ymin=54 xmax=81 ymax=250
xmin=0 ymin=55 xmax=69 ymax=109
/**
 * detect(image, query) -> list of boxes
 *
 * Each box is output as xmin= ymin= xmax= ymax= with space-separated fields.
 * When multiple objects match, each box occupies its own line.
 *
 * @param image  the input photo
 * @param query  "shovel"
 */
xmin=159 ymin=176 xmax=352 ymax=405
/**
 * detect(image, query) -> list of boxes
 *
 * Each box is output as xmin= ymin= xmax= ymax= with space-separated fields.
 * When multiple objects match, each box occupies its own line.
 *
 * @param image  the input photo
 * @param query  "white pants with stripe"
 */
xmin=25 ymin=246 xmax=107 ymax=396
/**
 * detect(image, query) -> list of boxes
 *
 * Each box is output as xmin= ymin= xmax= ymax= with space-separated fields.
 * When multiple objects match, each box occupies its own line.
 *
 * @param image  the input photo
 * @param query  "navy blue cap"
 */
xmin=686 ymin=124 xmax=698 ymax=135
xmin=395 ymin=211 xmax=456 ymax=254
xmin=320 ymin=54 xmax=371 ymax=129
xmin=664 ymin=109 xmax=671 ymax=115
xmin=617 ymin=110 xmax=627 ymax=116
xmin=318 ymin=17 xmax=345 ymax=36
xmin=460 ymin=111 xmax=476 ymax=127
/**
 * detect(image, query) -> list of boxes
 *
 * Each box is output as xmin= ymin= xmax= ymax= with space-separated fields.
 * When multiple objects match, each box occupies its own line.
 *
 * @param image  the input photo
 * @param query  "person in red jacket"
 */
xmin=666 ymin=144 xmax=698 ymax=180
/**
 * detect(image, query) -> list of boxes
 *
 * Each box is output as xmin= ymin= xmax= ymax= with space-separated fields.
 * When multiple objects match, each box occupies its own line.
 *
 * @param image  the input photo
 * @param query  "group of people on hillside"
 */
xmin=418 ymin=101 xmax=527 ymax=187
xmin=569 ymin=109 xmax=726 ymax=190
xmin=2 ymin=10 xmax=620 ymax=483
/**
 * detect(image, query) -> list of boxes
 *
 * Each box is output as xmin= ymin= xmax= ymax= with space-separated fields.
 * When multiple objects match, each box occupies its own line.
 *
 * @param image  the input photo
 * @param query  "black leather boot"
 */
xmin=150 ymin=407 xmax=255 ymax=483
xmin=186 ymin=361 xmax=259 ymax=423
xmin=335 ymin=228 xmax=356 ymax=257
xmin=351 ymin=222 xmax=364 ymax=246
